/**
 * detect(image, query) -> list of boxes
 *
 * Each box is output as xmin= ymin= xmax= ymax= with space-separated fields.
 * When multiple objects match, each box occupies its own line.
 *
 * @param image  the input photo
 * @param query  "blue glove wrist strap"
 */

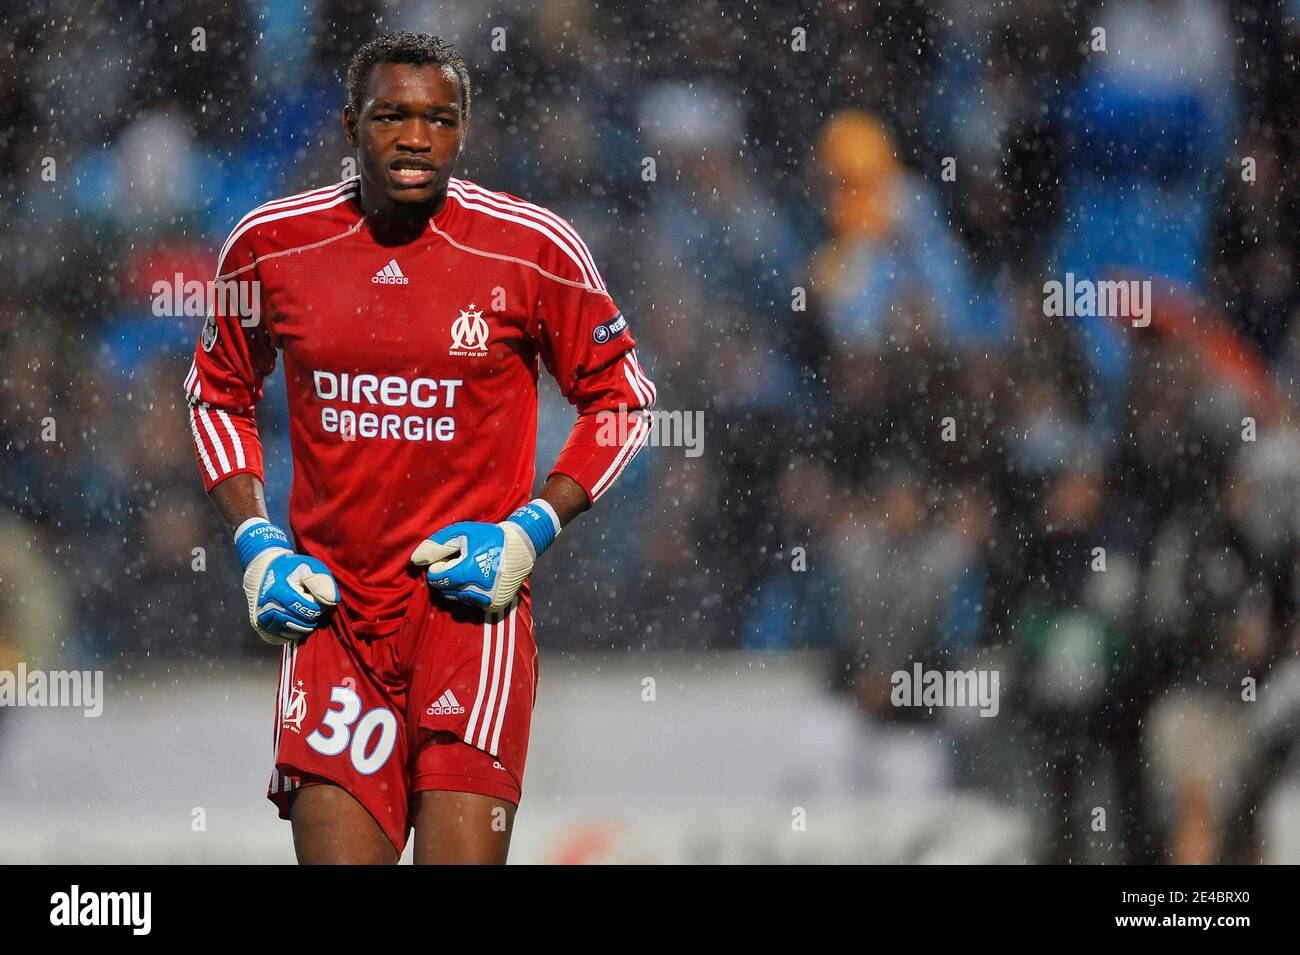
xmin=506 ymin=500 xmax=560 ymax=556
xmin=235 ymin=519 xmax=292 ymax=569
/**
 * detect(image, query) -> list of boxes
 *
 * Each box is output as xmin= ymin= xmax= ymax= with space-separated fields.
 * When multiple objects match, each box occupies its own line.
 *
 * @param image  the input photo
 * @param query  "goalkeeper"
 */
xmin=185 ymin=32 xmax=655 ymax=865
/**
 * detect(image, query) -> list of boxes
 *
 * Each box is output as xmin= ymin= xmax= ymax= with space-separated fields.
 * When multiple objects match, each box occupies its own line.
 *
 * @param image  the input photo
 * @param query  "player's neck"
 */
xmin=360 ymin=185 xmax=445 ymax=244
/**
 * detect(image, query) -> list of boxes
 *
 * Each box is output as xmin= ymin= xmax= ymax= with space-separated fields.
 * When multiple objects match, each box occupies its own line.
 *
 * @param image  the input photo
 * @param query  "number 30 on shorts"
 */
xmin=305 ymin=685 xmax=398 ymax=775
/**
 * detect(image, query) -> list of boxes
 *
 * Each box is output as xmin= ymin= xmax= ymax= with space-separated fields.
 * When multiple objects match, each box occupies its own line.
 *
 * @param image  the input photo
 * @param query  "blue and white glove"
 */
xmin=411 ymin=500 xmax=561 ymax=612
xmin=236 ymin=518 xmax=338 ymax=645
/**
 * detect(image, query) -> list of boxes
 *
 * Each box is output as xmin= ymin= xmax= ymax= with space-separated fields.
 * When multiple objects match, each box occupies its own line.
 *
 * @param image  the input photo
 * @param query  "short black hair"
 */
xmin=346 ymin=32 xmax=471 ymax=125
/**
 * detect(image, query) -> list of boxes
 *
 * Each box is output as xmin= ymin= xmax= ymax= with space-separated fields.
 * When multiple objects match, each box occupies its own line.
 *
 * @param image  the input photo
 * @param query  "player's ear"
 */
xmin=342 ymin=105 xmax=358 ymax=147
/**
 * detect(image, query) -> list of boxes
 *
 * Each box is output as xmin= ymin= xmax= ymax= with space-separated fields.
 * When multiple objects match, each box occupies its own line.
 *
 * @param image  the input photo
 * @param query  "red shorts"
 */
xmin=266 ymin=581 xmax=539 ymax=853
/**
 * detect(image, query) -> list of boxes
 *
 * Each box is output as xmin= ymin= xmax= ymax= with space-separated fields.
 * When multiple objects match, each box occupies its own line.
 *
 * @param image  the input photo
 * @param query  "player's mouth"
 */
xmin=388 ymin=157 xmax=437 ymax=188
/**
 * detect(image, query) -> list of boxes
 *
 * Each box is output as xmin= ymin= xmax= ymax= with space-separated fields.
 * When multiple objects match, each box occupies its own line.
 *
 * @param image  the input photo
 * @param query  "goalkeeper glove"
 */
xmin=411 ymin=500 xmax=561 ymax=612
xmin=235 ymin=518 xmax=338 ymax=645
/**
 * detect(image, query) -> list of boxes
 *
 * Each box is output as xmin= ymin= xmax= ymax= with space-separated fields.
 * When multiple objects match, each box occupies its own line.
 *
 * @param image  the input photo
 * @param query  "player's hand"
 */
xmin=235 ymin=519 xmax=338 ymax=645
xmin=411 ymin=501 xmax=560 ymax=612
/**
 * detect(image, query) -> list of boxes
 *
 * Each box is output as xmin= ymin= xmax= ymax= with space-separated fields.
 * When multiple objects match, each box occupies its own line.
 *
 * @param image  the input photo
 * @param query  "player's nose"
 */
xmin=396 ymin=117 xmax=434 ymax=150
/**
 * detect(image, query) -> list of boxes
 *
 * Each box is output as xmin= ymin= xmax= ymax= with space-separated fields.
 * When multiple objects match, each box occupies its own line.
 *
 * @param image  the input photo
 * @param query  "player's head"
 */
xmin=343 ymin=32 xmax=470 ymax=211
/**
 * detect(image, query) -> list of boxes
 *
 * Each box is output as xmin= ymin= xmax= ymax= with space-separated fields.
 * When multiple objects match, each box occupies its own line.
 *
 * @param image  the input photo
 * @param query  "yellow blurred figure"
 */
xmin=812 ymin=110 xmax=903 ymax=292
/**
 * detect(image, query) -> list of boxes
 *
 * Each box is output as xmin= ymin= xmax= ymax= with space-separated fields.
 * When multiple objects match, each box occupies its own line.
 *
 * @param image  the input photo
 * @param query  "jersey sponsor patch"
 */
xmin=592 ymin=312 xmax=628 ymax=344
xmin=200 ymin=312 xmax=218 ymax=352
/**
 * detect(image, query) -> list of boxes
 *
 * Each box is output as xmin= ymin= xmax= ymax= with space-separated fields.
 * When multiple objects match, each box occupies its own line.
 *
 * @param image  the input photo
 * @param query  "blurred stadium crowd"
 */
xmin=5 ymin=0 xmax=1300 ymax=862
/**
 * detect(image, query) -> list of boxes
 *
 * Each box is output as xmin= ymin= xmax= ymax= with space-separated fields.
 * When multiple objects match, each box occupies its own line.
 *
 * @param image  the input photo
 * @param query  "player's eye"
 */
xmin=374 ymin=113 xmax=400 ymax=122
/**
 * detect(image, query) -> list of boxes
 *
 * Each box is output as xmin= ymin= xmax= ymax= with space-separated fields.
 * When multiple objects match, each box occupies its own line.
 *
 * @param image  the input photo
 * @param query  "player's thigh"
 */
xmin=291 ymin=781 xmax=400 ymax=865
xmin=411 ymin=789 xmax=517 ymax=865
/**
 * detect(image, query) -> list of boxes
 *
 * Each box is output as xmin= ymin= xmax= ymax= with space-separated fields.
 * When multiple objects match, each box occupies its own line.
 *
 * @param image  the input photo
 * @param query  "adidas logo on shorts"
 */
xmin=427 ymin=689 xmax=465 ymax=716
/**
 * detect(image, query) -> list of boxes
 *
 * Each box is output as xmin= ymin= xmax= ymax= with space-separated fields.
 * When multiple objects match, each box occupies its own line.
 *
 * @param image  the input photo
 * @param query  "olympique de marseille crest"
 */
xmin=282 ymin=680 xmax=307 ymax=734
xmin=449 ymin=304 xmax=490 ymax=356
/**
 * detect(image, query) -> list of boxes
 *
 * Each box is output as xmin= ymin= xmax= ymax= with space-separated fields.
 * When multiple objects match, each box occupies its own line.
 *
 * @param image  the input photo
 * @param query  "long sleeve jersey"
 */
xmin=185 ymin=176 xmax=655 ymax=637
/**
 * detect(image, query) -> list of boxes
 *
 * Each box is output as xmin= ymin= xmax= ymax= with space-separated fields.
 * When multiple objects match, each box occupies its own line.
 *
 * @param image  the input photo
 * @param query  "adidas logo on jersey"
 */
xmin=372 ymin=259 xmax=409 ymax=285
xmin=427 ymin=689 xmax=465 ymax=716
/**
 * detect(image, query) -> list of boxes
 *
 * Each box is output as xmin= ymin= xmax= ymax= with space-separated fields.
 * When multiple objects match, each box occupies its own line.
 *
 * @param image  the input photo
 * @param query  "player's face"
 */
xmin=344 ymin=62 xmax=466 ymax=210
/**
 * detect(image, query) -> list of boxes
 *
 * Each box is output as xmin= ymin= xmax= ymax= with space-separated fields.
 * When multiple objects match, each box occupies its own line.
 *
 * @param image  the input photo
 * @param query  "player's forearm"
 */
xmin=209 ymin=473 xmax=271 ymax=533
xmin=536 ymin=473 xmax=590 ymax=528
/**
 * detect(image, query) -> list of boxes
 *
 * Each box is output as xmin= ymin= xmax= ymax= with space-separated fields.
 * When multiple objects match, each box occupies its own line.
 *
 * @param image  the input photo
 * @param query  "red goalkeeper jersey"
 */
xmin=184 ymin=176 xmax=656 ymax=638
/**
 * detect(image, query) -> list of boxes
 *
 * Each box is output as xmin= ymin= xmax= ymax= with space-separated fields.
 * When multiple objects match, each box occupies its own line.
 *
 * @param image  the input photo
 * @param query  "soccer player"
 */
xmin=184 ymin=32 xmax=655 ymax=864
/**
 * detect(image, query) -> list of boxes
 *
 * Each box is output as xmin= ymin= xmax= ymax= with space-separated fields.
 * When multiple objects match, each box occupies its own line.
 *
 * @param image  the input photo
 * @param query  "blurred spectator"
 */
xmin=830 ymin=462 xmax=986 ymax=714
xmin=811 ymin=110 xmax=995 ymax=351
